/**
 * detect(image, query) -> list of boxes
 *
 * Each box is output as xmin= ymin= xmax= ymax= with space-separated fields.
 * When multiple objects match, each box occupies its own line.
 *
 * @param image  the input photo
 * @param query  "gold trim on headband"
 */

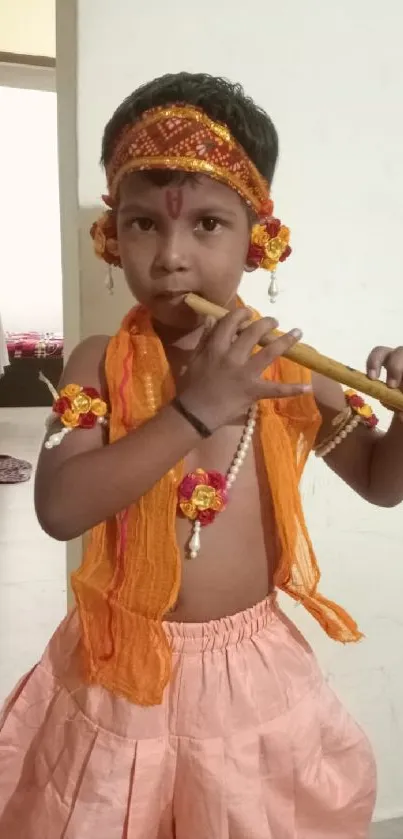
xmin=110 ymin=155 xmax=265 ymax=214
xmin=116 ymin=105 xmax=235 ymax=145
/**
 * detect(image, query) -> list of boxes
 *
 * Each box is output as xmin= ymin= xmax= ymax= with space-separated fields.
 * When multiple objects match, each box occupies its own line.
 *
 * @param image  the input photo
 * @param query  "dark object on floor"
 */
xmin=0 ymin=357 xmax=63 ymax=407
xmin=0 ymin=455 xmax=32 ymax=484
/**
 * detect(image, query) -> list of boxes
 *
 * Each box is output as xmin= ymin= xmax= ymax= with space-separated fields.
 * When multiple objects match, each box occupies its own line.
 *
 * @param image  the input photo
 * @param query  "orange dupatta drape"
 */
xmin=72 ymin=306 xmax=362 ymax=706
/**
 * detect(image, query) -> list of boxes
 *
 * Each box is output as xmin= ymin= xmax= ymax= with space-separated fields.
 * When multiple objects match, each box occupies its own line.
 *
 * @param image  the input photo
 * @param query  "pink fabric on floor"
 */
xmin=0 ymin=597 xmax=376 ymax=838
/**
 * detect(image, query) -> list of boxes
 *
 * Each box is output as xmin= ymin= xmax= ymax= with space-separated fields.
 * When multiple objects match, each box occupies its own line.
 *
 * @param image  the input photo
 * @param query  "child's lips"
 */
xmin=155 ymin=291 xmax=190 ymax=306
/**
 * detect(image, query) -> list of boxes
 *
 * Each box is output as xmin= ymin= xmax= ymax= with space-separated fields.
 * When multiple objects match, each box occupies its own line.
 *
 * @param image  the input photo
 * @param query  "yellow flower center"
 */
xmin=191 ymin=484 xmax=217 ymax=511
xmin=267 ymin=237 xmax=285 ymax=260
xmin=73 ymin=393 xmax=92 ymax=414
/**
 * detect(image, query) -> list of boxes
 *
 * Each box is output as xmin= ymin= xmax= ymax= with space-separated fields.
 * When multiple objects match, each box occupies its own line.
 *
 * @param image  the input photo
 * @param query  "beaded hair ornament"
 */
xmin=90 ymin=104 xmax=292 ymax=302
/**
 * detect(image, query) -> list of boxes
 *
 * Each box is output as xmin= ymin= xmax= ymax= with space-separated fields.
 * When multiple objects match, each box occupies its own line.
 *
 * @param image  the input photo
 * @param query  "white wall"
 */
xmin=0 ymin=85 xmax=62 ymax=333
xmin=60 ymin=0 xmax=403 ymax=821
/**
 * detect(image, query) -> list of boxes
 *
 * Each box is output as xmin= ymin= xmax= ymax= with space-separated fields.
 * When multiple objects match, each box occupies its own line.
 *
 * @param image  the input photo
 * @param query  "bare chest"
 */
xmin=167 ymin=421 xmax=279 ymax=622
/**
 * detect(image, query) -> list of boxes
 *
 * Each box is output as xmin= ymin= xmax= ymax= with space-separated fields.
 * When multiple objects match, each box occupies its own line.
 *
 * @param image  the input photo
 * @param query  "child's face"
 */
xmin=116 ymin=172 xmax=251 ymax=328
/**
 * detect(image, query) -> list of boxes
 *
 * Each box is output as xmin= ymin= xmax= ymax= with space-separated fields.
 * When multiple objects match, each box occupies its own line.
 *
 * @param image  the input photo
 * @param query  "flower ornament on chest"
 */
xmin=178 ymin=469 xmax=228 ymax=526
xmin=177 ymin=405 xmax=258 ymax=559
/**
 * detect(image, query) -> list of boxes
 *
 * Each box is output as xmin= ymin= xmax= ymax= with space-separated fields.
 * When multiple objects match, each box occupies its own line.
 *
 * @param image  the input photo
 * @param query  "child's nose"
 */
xmin=155 ymin=231 xmax=190 ymax=274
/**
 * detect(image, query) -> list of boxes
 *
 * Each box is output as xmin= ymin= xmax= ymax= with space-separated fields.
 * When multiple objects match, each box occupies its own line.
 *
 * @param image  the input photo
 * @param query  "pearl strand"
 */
xmin=315 ymin=414 xmax=360 ymax=458
xmin=44 ymin=416 xmax=108 ymax=450
xmin=188 ymin=404 xmax=258 ymax=559
xmin=226 ymin=403 xmax=258 ymax=488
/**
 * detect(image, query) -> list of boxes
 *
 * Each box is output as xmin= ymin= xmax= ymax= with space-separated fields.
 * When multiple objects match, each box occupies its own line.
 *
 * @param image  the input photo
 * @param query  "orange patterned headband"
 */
xmin=107 ymin=104 xmax=272 ymax=214
xmin=91 ymin=104 xmax=291 ymax=276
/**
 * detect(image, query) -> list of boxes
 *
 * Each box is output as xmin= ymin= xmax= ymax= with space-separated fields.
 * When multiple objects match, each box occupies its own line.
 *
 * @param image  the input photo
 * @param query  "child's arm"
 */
xmin=313 ymin=372 xmax=403 ymax=507
xmin=35 ymin=335 xmax=202 ymax=541
xmin=35 ymin=312 xmax=307 ymax=541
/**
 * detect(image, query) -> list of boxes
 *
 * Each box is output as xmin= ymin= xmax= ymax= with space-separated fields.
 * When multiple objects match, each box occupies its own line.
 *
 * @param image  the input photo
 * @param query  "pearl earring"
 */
xmin=105 ymin=266 xmax=114 ymax=295
xmin=268 ymin=272 xmax=279 ymax=303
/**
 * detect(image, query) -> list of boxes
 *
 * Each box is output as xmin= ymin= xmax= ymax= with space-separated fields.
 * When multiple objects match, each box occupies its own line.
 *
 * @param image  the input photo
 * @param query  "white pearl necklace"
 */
xmin=188 ymin=403 xmax=258 ymax=559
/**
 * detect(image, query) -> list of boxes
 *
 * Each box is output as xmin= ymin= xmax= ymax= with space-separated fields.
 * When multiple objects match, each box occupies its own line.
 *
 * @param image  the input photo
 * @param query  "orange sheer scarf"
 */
xmin=72 ymin=305 xmax=362 ymax=706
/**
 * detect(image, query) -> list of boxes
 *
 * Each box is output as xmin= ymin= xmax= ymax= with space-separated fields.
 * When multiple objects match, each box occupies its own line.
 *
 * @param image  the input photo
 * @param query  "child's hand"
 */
xmin=179 ymin=309 xmax=310 ymax=431
xmin=367 ymin=345 xmax=403 ymax=389
xmin=367 ymin=343 xmax=403 ymax=419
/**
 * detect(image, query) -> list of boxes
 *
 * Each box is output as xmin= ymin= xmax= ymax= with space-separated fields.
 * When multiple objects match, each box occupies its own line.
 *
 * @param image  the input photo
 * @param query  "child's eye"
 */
xmin=196 ymin=217 xmax=222 ymax=233
xmin=130 ymin=217 xmax=155 ymax=232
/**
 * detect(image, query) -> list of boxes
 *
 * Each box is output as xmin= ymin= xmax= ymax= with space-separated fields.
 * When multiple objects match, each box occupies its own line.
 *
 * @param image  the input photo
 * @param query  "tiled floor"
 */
xmin=370 ymin=819 xmax=403 ymax=838
xmin=0 ymin=407 xmax=66 ymax=703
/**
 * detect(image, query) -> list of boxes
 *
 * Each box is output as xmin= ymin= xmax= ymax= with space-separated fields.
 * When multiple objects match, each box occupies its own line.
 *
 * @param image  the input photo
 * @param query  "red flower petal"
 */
xmin=348 ymin=395 xmax=364 ymax=408
xmin=198 ymin=509 xmax=216 ymax=526
xmin=104 ymin=251 xmax=122 ymax=268
xmin=207 ymin=471 xmax=227 ymax=490
xmin=79 ymin=411 xmax=97 ymax=429
xmin=266 ymin=218 xmax=281 ymax=238
xmin=83 ymin=386 xmax=101 ymax=399
xmin=53 ymin=396 xmax=71 ymax=415
xmin=279 ymin=245 xmax=292 ymax=263
xmin=178 ymin=474 xmax=200 ymax=499
xmin=247 ymin=244 xmax=264 ymax=265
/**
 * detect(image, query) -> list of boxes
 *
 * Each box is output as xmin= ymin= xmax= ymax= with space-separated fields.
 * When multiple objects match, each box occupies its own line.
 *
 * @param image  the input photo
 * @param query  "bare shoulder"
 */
xmin=59 ymin=334 xmax=111 ymax=397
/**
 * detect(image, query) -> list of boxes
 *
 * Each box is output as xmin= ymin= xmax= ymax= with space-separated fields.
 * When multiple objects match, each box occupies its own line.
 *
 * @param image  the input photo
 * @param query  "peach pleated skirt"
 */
xmin=0 ymin=596 xmax=376 ymax=838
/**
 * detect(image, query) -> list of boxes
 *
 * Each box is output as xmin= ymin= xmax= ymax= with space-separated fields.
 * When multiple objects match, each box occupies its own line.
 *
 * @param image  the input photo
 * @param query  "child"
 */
xmin=2 ymin=71 xmax=403 ymax=838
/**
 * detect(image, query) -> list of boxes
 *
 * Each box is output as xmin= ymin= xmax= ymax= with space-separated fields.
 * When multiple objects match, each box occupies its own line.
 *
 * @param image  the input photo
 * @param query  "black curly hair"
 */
xmin=101 ymin=72 xmax=278 ymax=184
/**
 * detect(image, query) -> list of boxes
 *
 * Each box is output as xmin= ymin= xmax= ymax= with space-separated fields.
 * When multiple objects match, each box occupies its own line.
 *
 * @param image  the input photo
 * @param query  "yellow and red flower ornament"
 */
xmin=247 ymin=204 xmax=292 ymax=302
xmin=42 ymin=382 xmax=109 ymax=449
xmin=315 ymin=390 xmax=379 ymax=458
xmin=178 ymin=469 xmax=228 ymax=527
xmin=90 ymin=195 xmax=121 ymax=269
xmin=178 ymin=404 xmax=258 ymax=559
xmin=345 ymin=390 xmax=379 ymax=429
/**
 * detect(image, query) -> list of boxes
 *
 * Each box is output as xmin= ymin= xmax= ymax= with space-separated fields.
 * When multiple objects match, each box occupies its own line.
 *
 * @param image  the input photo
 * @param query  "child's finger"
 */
xmin=249 ymin=328 xmax=303 ymax=375
xmin=206 ymin=309 xmax=253 ymax=356
xmin=229 ymin=316 xmax=279 ymax=362
xmin=189 ymin=316 xmax=216 ymax=363
xmin=258 ymin=380 xmax=312 ymax=400
xmin=367 ymin=346 xmax=391 ymax=380
xmin=383 ymin=347 xmax=403 ymax=388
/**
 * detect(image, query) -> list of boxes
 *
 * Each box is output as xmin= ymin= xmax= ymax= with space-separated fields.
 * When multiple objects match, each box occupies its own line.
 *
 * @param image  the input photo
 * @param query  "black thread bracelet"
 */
xmin=172 ymin=397 xmax=213 ymax=438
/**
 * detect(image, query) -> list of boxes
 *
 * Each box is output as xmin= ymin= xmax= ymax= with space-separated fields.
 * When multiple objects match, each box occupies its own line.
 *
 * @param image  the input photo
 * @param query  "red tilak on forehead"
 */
xmin=165 ymin=189 xmax=184 ymax=220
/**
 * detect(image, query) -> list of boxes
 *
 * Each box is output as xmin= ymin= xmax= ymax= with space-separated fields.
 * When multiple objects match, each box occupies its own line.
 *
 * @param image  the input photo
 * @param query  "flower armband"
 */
xmin=41 ymin=380 xmax=108 ymax=449
xmin=344 ymin=390 xmax=379 ymax=429
xmin=315 ymin=390 xmax=379 ymax=458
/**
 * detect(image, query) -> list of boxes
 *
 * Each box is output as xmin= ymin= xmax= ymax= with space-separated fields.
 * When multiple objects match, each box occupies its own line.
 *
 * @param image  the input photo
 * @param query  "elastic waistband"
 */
xmin=164 ymin=594 xmax=278 ymax=653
